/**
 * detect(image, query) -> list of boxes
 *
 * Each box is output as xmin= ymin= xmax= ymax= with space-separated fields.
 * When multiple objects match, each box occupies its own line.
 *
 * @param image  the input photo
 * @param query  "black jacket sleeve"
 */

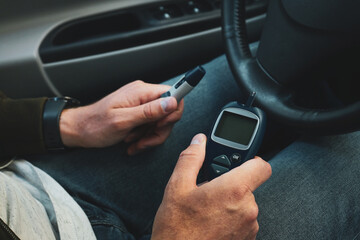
xmin=0 ymin=91 xmax=48 ymax=161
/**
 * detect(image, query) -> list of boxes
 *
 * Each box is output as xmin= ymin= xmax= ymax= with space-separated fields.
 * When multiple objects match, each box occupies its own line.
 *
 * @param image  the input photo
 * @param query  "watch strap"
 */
xmin=43 ymin=97 xmax=80 ymax=151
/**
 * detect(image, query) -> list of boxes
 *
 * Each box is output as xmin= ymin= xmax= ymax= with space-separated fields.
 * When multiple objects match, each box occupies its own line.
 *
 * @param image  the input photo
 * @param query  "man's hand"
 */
xmin=152 ymin=134 xmax=272 ymax=240
xmin=59 ymin=80 xmax=184 ymax=155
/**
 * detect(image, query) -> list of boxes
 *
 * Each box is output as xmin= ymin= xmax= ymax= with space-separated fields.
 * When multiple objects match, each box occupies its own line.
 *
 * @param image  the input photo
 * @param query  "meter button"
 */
xmin=211 ymin=164 xmax=229 ymax=176
xmin=231 ymin=153 xmax=241 ymax=163
xmin=213 ymin=155 xmax=231 ymax=167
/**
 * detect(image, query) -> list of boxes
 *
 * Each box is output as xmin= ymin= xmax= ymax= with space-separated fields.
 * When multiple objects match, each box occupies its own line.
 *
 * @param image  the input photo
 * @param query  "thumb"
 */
xmin=129 ymin=97 xmax=177 ymax=126
xmin=169 ymin=134 xmax=207 ymax=191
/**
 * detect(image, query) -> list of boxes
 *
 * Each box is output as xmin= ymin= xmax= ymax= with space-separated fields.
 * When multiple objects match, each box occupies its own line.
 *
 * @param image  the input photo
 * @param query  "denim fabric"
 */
xmin=30 ymin=55 xmax=242 ymax=239
xmin=29 ymin=53 xmax=360 ymax=239
xmin=73 ymin=197 xmax=135 ymax=240
xmin=255 ymin=131 xmax=360 ymax=240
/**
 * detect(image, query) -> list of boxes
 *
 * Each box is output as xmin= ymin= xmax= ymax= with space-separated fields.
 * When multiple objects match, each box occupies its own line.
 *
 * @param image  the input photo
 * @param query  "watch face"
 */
xmin=53 ymin=97 xmax=81 ymax=108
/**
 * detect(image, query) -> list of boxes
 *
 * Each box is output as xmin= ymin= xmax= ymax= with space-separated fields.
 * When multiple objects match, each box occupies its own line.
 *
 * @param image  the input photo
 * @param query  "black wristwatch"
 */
xmin=43 ymin=97 xmax=80 ymax=151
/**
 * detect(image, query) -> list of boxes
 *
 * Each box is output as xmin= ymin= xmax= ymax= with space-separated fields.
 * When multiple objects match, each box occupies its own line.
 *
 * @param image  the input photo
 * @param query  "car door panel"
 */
xmin=0 ymin=0 xmax=267 ymax=103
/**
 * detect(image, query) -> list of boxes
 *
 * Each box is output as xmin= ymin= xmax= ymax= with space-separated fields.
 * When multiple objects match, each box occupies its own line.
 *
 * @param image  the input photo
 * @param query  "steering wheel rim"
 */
xmin=222 ymin=0 xmax=360 ymax=135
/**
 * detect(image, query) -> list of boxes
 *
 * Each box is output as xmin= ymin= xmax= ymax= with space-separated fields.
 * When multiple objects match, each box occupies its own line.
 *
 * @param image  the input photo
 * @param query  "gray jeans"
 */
xmin=256 ymin=131 xmax=360 ymax=239
xmin=31 ymin=55 xmax=360 ymax=239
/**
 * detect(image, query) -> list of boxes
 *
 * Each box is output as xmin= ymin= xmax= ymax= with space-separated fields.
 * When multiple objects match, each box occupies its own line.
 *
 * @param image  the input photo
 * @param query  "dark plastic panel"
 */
xmin=52 ymin=13 xmax=141 ymax=45
xmin=39 ymin=0 xmax=268 ymax=63
xmin=43 ymin=15 xmax=266 ymax=103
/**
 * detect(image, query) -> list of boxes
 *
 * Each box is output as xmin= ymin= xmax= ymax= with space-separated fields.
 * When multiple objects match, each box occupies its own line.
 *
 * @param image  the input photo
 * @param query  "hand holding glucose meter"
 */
xmin=204 ymin=93 xmax=266 ymax=180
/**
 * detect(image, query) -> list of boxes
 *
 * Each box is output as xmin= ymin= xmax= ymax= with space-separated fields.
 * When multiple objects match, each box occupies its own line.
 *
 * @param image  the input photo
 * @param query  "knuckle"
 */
xmin=231 ymin=184 xmax=252 ymax=201
xmin=246 ymin=202 xmax=259 ymax=222
xmin=264 ymin=161 xmax=272 ymax=176
xmin=179 ymin=148 xmax=198 ymax=161
xmin=142 ymin=104 xmax=154 ymax=119
xmin=256 ymin=158 xmax=272 ymax=176
xmin=133 ymin=80 xmax=144 ymax=86
xmin=253 ymin=221 xmax=260 ymax=234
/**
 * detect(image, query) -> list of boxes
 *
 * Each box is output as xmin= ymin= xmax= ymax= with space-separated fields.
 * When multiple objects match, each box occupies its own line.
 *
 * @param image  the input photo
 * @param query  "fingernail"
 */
xmin=160 ymin=97 xmax=175 ymax=112
xmin=191 ymin=134 xmax=205 ymax=145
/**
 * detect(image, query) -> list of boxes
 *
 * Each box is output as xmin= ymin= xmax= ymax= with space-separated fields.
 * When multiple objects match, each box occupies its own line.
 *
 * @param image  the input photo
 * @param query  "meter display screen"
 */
xmin=214 ymin=111 xmax=258 ymax=146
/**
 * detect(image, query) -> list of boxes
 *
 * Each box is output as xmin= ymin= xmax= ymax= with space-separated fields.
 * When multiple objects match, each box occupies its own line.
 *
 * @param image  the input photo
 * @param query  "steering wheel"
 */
xmin=222 ymin=0 xmax=360 ymax=135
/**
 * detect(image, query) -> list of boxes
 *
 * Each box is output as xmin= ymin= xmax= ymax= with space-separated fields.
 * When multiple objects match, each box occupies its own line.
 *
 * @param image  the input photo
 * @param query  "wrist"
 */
xmin=59 ymin=107 xmax=85 ymax=148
